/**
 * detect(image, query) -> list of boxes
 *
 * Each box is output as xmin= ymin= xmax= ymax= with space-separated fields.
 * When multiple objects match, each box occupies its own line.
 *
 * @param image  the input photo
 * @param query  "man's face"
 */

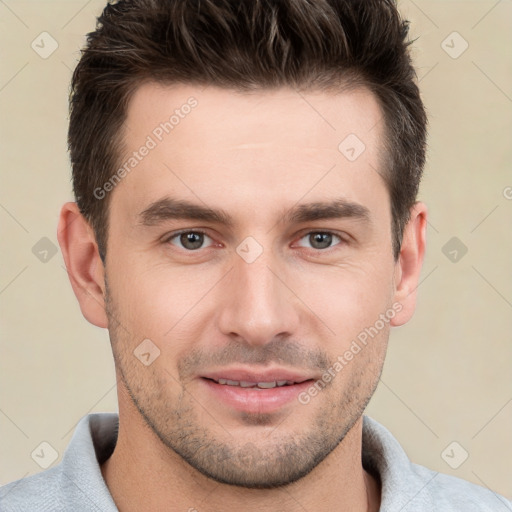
xmin=104 ymin=83 xmax=398 ymax=487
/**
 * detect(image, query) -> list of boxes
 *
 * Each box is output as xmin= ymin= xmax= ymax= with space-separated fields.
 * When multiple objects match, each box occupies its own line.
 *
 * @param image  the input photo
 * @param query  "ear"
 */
xmin=57 ymin=202 xmax=108 ymax=328
xmin=390 ymin=201 xmax=427 ymax=327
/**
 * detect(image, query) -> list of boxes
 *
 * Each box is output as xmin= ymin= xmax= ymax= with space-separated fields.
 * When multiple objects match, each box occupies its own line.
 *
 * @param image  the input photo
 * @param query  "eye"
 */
xmin=296 ymin=231 xmax=345 ymax=251
xmin=164 ymin=230 xmax=215 ymax=251
xmin=163 ymin=229 xmax=347 ymax=253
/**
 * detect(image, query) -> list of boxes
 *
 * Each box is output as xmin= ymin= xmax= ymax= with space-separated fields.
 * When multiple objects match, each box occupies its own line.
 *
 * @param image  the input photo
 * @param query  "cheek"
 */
xmin=294 ymin=258 xmax=395 ymax=337
xmin=111 ymin=259 xmax=217 ymax=356
xmin=110 ymin=233 xmax=395 ymax=349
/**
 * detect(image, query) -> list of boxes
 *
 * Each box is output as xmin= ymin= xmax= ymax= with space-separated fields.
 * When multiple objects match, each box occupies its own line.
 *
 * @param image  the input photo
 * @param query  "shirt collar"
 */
xmin=63 ymin=412 xmax=435 ymax=511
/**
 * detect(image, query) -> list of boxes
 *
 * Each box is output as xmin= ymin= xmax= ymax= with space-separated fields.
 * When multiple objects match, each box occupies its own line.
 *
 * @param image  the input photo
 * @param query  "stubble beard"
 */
xmin=104 ymin=277 xmax=386 ymax=488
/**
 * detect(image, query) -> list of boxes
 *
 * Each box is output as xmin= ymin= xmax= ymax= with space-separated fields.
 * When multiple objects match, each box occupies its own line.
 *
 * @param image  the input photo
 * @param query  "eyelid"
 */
xmin=162 ymin=227 xmax=209 ymax=240
xmin=293 ymin=228 xmax=349 ymax=241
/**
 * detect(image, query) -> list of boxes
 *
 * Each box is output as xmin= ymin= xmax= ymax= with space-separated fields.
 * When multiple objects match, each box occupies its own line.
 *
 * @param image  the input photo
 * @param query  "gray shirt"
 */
xmin=1 ymin=413 xmax=510 ymax=511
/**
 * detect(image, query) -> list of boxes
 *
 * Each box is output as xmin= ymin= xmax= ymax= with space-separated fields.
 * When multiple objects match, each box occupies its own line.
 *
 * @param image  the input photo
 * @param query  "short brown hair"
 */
xmin=69 ymin=0 xmax=427 ymax=262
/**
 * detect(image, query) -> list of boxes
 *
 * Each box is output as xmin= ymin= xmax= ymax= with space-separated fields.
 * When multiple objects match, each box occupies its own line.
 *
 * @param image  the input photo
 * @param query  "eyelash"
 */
xmin=162 ymin=229 xmax=348 ymax=253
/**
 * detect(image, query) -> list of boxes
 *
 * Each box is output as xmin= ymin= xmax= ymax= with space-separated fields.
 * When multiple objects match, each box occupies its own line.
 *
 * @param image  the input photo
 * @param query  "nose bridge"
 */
xmin=217 ymin=236 xmax=298 ymax=345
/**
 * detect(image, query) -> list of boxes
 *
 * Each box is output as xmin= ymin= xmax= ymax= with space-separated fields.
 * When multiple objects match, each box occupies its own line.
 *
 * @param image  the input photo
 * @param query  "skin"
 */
xmin=58 ymin=83 xmax=427 ymax=512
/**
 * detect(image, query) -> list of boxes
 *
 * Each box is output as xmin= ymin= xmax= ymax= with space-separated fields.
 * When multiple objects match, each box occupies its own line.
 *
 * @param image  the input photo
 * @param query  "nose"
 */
xmin=216 ymin=241 xmax=300 ymax=347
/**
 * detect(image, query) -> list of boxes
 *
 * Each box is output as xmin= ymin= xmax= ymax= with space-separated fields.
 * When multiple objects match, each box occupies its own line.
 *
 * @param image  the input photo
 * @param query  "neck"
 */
xmin=101 ymin=385 xmax=380 ymax=512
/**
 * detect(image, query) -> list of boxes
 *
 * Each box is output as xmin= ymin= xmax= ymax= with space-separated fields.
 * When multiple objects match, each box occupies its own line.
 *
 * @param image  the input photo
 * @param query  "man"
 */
xmin=1 ymin=0 xmax=510 ymax=511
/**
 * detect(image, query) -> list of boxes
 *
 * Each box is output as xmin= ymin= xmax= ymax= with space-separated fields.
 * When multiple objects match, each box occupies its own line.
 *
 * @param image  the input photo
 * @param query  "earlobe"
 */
xmin=390 ymin=201 xmax=428 ymax=327
xmin=57 ymin=202 xmax=108 ymax=328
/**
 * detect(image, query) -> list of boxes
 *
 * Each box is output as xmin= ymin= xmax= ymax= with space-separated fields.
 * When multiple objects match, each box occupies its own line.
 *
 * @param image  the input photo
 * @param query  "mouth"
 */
xmin=199 ymin=369 xmax=316 ymax=414
xmin=204 ymin=377 xmax=307 ymax=389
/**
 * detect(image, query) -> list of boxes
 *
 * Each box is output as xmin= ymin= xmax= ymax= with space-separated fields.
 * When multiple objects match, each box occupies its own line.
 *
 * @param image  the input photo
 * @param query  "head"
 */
xmin=59 ymin=0 xmax=427 ymax=489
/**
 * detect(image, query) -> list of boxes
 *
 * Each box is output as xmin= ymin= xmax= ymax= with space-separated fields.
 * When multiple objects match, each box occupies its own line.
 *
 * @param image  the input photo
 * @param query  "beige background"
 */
xmin=1 ymin=0 xmax=511 ymax=502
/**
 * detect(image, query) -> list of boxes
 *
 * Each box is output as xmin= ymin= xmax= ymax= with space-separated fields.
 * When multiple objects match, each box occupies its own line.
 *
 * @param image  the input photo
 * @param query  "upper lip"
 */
xmin=201 ymin=367 xmax=317 ymax=384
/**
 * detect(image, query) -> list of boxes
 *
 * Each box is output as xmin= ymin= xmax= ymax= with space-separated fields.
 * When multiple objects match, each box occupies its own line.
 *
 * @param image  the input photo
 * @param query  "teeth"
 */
xmin=240 ymin=381 xmax=257 ymax=388
xmin=215 ymin=379 xmax=294 ymax=388
xmin=257 ymin=381 xmax=276 ymax=388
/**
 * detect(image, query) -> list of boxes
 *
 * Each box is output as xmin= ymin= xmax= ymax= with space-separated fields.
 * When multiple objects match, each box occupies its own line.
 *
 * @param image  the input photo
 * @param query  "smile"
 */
xmin=199 ymin=370 xmax=316 ymax=414
xmin=211 ymin=378 xmax=299 ymax=388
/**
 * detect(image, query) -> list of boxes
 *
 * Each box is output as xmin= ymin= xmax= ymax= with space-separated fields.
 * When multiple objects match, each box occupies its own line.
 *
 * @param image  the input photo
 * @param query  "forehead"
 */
xmin=123 ymin=82 xmax=383 ymax=150
xmin=111 ymin=82 xmax=387 ymax=225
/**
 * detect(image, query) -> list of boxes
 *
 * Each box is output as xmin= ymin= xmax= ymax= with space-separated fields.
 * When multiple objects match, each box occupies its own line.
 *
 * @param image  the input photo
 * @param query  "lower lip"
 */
xmin=200 ymin=378 xmax=313 ymax=414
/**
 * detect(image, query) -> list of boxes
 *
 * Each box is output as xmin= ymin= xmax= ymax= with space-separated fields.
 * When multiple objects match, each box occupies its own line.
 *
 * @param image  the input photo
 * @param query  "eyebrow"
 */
xmin=137 ymin=196 xmax=371 ymax=228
